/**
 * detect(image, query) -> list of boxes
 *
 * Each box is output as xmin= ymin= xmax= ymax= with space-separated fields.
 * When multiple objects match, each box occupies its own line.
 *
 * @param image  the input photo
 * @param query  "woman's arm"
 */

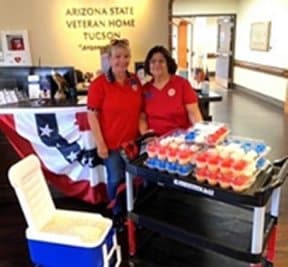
xmin=139 ymin=112 xmax=149 ymax=135
xmin=87 ymin=110 xmax=108 ymax=159
xmin=186 ymin=103 xmax=203 ymax=125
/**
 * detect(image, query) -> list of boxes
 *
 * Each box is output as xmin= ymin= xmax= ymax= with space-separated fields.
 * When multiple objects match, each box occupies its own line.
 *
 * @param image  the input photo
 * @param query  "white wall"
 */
xmin=173 ymin=0 xmax=237 ymax=74
xmin=172 ymin=16 xmax=218 ymax=74
xmin=0 ymin=0 xmax=169 ymax=73
xmin=204 ymin=17 xmax=218 ymax=73
xmin=192 ymin=17 xmax=217 ymax=72
xmin=235 ymin=0 xmax=288 ymax=101
xmin=236 ymin=0 xmax=288 ymax=68
xmin=234 ymin=67 xmax=287 ymax=101
xmin=173 ymin=0 xmax=238 ymax=16
xmin=205 ymin=17 xmax=218 ymax=54
xmin=174 ymin=0 xmax=288 ymax=104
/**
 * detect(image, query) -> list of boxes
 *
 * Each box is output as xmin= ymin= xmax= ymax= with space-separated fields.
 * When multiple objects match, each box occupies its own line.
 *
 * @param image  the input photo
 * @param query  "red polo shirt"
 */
xmin=143 ymin=75 xmax=198 ymax=136
xmin=87 ymin=73 xmax=142 ymax=150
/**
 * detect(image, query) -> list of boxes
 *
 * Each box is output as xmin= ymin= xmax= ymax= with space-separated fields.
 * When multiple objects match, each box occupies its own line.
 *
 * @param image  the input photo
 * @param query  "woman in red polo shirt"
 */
xmin=142 ymin=46 xmax=202 ymax=136
xmin=87 ymin=39 xmax=142 ymax=226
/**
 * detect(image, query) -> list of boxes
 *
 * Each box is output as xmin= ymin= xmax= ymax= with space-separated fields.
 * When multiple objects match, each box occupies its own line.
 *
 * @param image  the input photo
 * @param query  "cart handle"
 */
xmin=135 ymin=131 xmax=158 ymax=146
xmin=120 ymin=131 xmax=158 ymax=162
xmin=256 ymin=156 xmax=288 ymax=194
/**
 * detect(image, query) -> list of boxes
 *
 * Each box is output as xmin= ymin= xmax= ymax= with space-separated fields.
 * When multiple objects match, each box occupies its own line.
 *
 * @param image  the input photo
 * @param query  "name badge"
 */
xmin=168 ymin=88 xmax=176 ymax=97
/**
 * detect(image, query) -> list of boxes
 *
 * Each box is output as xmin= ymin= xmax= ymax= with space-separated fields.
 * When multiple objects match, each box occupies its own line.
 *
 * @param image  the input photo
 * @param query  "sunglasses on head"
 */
xmin=110 ymin=38 xmax=129 ymax=46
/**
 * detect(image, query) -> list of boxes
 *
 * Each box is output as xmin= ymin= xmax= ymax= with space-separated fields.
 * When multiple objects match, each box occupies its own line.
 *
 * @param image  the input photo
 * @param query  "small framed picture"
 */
xmin=6 ymin=35 xmax=25 ymax=51
xmin=0 ymin=30 xmax=32 ymax=65
xmin=250 ymin=21 xmax=271 ymax=51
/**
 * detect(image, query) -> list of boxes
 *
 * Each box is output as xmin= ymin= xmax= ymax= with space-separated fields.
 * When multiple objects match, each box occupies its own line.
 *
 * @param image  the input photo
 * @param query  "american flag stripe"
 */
xmin=0 ymin=111 xmax=108 ymax=204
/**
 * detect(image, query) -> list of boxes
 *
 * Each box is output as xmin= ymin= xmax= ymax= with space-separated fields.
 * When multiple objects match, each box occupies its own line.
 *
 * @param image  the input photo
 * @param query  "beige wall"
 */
xmin=173 ymin=0 xmax=238 ymax=15
xmin=0 ymin=0 xmax=169 ymax=72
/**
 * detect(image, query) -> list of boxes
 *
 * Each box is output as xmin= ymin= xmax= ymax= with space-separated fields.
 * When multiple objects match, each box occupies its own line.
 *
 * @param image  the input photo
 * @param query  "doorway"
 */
xmin=171 ymin=14 xmax=236 ymax=89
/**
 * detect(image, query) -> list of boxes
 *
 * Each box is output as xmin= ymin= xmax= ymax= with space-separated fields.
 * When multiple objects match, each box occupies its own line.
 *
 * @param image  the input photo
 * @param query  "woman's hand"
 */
xmin=87 ymin=111 xmax=109 ymax=159
xmin=97 ymin=142 xmax=109 ymax=159
xmin=140 ymin=129 xmax=158 ymax=144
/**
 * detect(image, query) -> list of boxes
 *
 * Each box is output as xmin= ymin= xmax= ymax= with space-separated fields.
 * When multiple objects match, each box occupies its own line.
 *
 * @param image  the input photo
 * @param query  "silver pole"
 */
xmin=251 ymin=206 xmax=266 ymax=254
xmin=125 ymin=171 xmax=134 ymax=212
xmin=270 ymin=187 xmax=281 ymax=218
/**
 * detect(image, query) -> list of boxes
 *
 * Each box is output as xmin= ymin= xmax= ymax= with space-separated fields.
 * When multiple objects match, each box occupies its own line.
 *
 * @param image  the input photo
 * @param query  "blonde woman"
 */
xmin=87 ymin=39 xmax=142 ymax=228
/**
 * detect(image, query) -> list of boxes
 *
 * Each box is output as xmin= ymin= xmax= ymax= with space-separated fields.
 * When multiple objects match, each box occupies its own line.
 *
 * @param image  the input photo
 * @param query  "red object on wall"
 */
xmin=10 ymin=38 xmax=24 ymax=50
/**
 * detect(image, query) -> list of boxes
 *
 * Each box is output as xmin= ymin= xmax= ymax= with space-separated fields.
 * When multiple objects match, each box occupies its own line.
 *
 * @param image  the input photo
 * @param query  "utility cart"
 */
xmin=125 ymin=152 xmax=288 ymax=267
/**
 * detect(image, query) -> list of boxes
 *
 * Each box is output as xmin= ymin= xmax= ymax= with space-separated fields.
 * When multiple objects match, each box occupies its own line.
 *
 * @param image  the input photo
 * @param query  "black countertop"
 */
xmin=0 ymin=91 xmax=222 ymax=110
xmin=197 ymin=91 xmax=222 ymax=102
xmin=0 ymin=98 xmax=83 ymax=109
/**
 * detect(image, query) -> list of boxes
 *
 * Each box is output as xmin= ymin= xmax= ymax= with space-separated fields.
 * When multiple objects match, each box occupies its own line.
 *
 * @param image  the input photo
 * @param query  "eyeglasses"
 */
xmin=110 ymin=38 xmax=129 ymax=46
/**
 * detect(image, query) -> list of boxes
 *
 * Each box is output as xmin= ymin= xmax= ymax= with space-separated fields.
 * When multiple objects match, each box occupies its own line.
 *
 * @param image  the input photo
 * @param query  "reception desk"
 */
xmin=0 ymin=98 xmax=108 ymax=204
xmin=0 ymin=92 xmax=222 ymax=203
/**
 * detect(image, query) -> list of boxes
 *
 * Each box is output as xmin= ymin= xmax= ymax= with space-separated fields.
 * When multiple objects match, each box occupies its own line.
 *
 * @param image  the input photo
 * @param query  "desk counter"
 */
xmin=0 ymin=98 xmax=107 ymax=204
xmin=0 ymin=92 xmax=222 ymax=203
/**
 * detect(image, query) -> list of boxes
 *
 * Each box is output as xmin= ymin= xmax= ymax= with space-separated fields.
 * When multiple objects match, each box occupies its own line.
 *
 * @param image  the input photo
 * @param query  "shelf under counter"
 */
xmin=129 ymin=187 xmax=276 ymax=263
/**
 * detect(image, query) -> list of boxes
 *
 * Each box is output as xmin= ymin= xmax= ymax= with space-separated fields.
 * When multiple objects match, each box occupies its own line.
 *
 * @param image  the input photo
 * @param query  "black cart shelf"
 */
xmin=129 ymin=231 xmax=268 ymax=267
xmin=125 ymin=153 xmax=288 ymax=266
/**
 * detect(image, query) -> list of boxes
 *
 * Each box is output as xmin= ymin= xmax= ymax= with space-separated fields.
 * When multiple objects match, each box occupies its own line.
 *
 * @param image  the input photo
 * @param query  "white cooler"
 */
xmin=8 ymin=154 xmax=121 ymax=267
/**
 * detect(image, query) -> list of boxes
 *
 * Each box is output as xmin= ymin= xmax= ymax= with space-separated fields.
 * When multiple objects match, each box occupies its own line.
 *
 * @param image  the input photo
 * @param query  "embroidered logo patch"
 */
xmin=130 ymin=78 xmax=138 ymax=91
xmin=144 ymin=91 xmax=153 ymax=99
